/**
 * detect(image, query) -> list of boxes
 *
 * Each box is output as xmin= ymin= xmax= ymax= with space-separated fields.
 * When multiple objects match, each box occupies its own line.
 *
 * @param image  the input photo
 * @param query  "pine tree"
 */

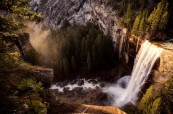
xmin=151 ymin=2 xmax=163 ymax=32
xmin=71 ymin=56 xmax=76 ymax=71
xmin=123 ymin=4 xmax=132 ymax=29
xmin=131 ymin=15 xmax=140 ymax=35
xmin=74 ymin=37 xmax=80 ymax=60
xmin=92 ymin=44 xmax=97 ymax=69
xmin=148 ymin=0 xmax=169 ymax=33
xmin=63 ymin=58 xmax=70 ymax=77
xmin=159 ymin=11 xmax=169 ymax=30
xmin=87 ymin=52 xmax=92 ymax=71
xmin=0 ymin=0 xmax=42 ymax=72
xmin=59 ymin=60 xmax=64 ymax=74
xmin=81 ymin=38 xmax=86 ymax=63
xmin=122 ymin=0 xmax=127 ymax=9
xmin=139 ymin=17 xmax=145 ymax=36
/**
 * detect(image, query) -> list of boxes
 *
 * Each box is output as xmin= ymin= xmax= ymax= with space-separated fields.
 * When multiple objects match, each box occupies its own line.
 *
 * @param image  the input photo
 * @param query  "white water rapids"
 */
xmin=51 ymin=79 xmax=101 ymax=92
xmin=103 ymin=40 xmax=163 ymax=107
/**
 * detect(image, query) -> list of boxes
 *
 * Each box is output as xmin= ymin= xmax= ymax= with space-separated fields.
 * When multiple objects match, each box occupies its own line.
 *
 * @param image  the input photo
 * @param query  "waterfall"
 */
xmin=103 ymin=40 xmax=163 ymax=107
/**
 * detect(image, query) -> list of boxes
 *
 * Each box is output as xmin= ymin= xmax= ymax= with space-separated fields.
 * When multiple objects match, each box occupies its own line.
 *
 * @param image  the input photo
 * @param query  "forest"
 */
xmin=109 ymin=0 xmax=172 ymax=38
xmin=50 ymin=22 xmax=115 ymax=80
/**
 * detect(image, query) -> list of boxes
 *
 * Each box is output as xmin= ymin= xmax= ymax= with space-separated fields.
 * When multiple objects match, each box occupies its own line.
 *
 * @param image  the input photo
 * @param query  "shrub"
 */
xmin=25 ymin=99 xmax=47 ymax=114
xmin=151 ymin=97 xmax=161 ymax=114
xmin=17 ymin=79 xmax=43 ymax=94
xmin=138 ymin=85 xmax=154 ymax=113
xmin=138 ymin=78 xmax=173 ymax=114
xmin=160 ymin=78 xmax=173 ymax=113
xmin=0 ymin=52 xmax=21 ymax=72
xmin=25 ymin=49 xmax=39 ymax=65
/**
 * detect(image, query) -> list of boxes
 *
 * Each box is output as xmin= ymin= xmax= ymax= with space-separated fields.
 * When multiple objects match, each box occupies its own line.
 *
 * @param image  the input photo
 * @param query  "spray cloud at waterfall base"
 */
xmin=26 ymin=23 xmax=61 ymax=66
xmin=103 ymin=41 xmax=163 ymax=108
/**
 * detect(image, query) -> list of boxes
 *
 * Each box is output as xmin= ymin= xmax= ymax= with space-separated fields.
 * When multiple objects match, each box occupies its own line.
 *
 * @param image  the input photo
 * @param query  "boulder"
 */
xmin=77 ymin=79 xmax=84 ymax=86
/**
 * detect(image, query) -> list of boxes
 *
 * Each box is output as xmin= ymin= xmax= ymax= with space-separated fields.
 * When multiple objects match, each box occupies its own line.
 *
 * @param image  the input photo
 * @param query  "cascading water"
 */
xmin=103 ymin=40 xmax=163 ymax=107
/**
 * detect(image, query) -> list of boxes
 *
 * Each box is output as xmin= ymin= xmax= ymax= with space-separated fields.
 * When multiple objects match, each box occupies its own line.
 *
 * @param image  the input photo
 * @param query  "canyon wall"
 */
xmin=30 ymin=0 xmax=173 ymax=83
xmin=154 ymin=47 xmax=173 ymax=89
xmin=31 ymin=0 xmax=127 ymax=57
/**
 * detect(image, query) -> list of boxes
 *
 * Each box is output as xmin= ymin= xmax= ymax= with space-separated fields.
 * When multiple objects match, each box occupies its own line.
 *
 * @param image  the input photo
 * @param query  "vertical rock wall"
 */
xmin=30 ymin=0 xmax=127 ymax=58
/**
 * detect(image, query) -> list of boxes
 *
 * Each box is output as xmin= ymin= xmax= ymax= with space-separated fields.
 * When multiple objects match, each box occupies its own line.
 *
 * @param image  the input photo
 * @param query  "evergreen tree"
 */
xmin=139 ymin=17 xmax=145 ymax=36
xmin=151 ymin=2 xmax=163 ymax=32
xmin=59 ymin=60 xmax=64 ymax=74
xmin=71 ymin=56 xmax=76 ymax=71
xmin=63 ymin=58 xmax=70 ymax=77
xmin=0 ymin=0 xmax=41 ymax=72
xmin=74 ymin=37 xmax=81 ymax=61
xmin=92 ymin=45 xmax=97 ymax=69
xmin=87 ymin=52 xmax=92 ymax=71
xmin=81 ymin=38 xmax=86 ymax=63
xmin=131 ymin=15 xmax=140 ymax=35
xmin=122 ymin=0 xmax=127 ymax=9
xmin=159 ymin=11 xmax=169 ymax=30
xmin=148 ymin=0 xmax=169 ymax=33
xmin=123 ymin=4 xmax=132 ymax=29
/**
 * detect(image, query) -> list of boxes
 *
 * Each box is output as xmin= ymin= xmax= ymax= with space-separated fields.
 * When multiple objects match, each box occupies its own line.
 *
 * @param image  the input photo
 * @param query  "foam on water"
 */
xmin=50 ymin=79 xmax=101 ymax=92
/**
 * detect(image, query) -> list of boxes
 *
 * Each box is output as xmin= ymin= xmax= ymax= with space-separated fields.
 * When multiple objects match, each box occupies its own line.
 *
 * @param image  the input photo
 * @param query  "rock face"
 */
xmin=30 ymin=0 xmax=127 ymax=55
xmin=75 ymin=104 xmax=127 ymax=114
xmin=158 ymin=49 xmax=173 ymax=73
xmin=15 ymin=63 xmax=54 ymax=88
xmin=44 ymin=89 xmax=126 ymax=114
xmin=154 ymin=48 xmax=173 ymax=85
xmin=32 ymin=0 xmax=120 ymax=32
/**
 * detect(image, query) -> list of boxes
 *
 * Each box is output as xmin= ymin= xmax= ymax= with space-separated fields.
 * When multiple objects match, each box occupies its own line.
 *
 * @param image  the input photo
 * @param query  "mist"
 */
xmin=26 ymin=23 xmax=59 ymax=66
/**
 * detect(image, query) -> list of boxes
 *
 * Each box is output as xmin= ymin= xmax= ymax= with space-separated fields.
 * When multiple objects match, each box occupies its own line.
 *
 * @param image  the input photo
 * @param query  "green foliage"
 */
xmin=53 ymin=22 xmax=115 ymax=79
xmin=151 ymin=97 xmax=161 ymax=114
xmin=159 ymin=11 xmax=169 ymax=30
xmin=159 ymin=77 xmax=173 ymax=113
xmin=0 ymin=1 xmax=47 ymax=113
xmin=138 ymin=77 xmax=173 ymax=114
xmin=17 ymin=79 xmax=43 ymax=93
xmin=138 ymin=17 xmax=145 ymax=35
xmin=0 ymin=0 xmax=42 ymax=22
xmin=32 ymin=100 xmax=47 ymax=114
xmin=25 ymin=99 xmax=47 ymax=114
xmin=138 ymin=85 xmax=154 ymax=113
xmin=63 ymin=58 xmax=70 ymax=77
xmin=147 ymin=0 xmax=169 ymax=33
xmin=0 ymin=0 xmax=42 ymax=73
xmin=0 ymin=52 xmax=21 ymax=72
xmin=119 ymin=0 xmax=170 ymax=37
xmin=87 ymin=52 xmax=92 ymax=71
xmin=131 ymin=11 xmax=148 ymax=36
xmin=25 ymin=49 xmax=40 ymax=65
xmin=123 ymin=4 xmax=132 ymax=29
xmin=15 ymin=78 xmax=46 ymax=114
xmin=131 ymin=15 xmax=140 ymax=35
xmin=71 ymin=56 xmax=77 ymax=72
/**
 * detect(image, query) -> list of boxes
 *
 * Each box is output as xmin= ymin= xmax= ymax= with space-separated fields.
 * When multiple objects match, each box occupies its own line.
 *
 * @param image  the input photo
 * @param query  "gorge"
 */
xmin=28 ymin=0 xmax=173 ymax=113
xmin=0 ymin=0 xmax=173 ymax=114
